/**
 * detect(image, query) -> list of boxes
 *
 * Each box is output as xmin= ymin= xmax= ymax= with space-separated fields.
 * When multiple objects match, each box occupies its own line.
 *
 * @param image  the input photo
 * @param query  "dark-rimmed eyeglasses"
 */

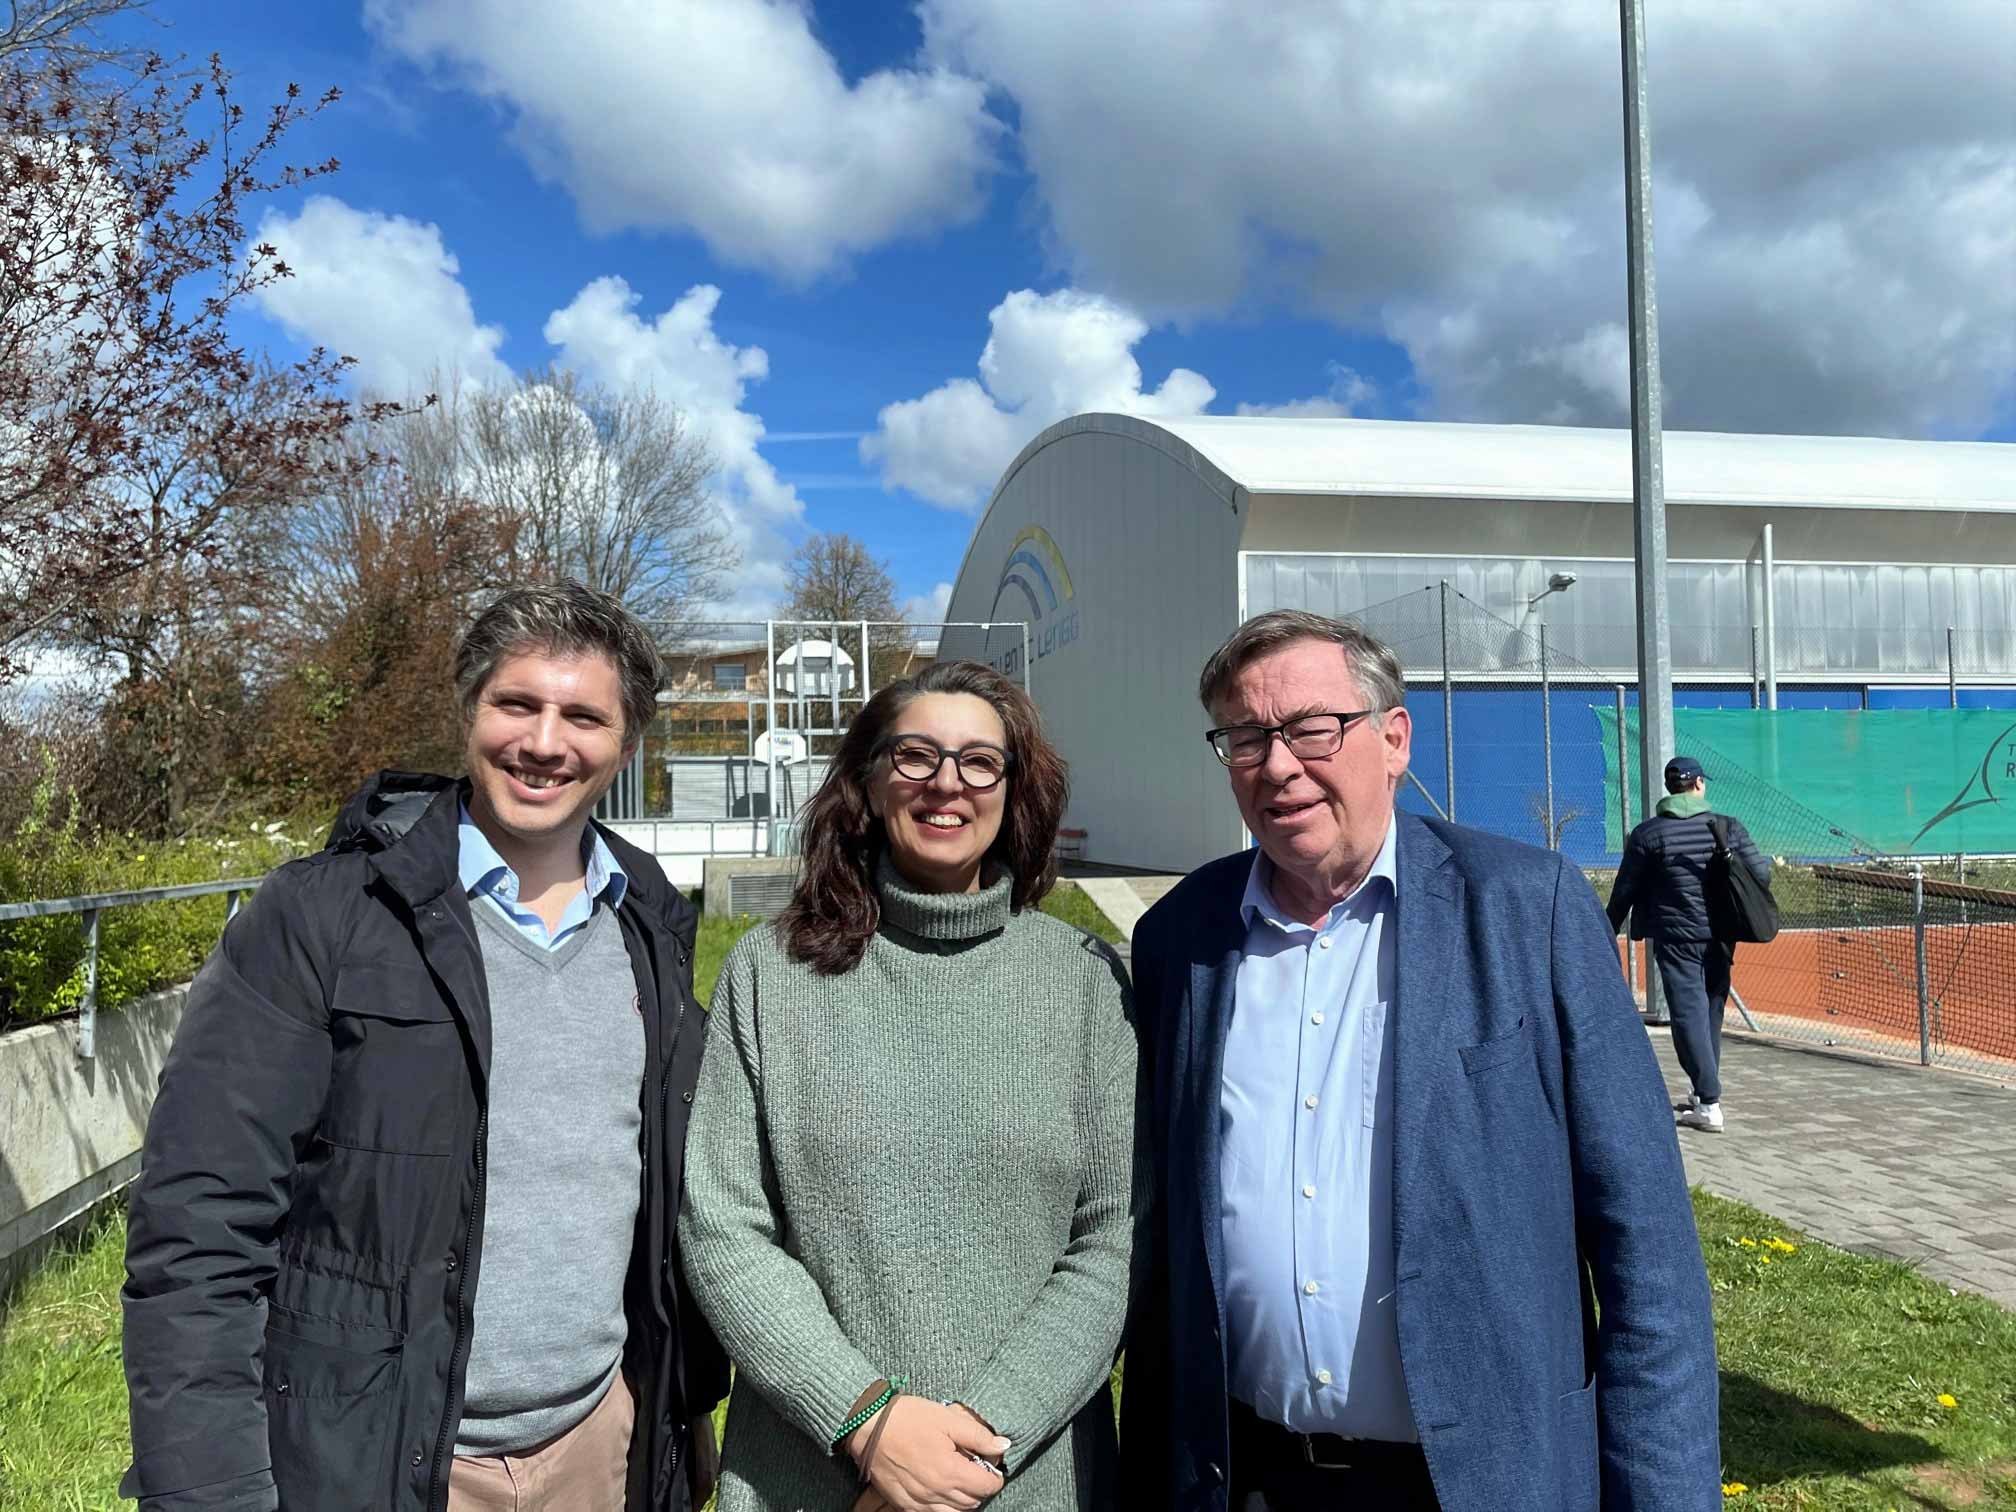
xmin=1205 ymin=710 xmax=1377 ymax=768
xmin=881 ymin=736 xmax=1014 ymax=790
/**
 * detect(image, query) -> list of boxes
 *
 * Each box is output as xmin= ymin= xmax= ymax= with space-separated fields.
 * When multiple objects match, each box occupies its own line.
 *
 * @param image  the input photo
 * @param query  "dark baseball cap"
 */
xmin=1665 ymin=755 xmax=1705 ymax=786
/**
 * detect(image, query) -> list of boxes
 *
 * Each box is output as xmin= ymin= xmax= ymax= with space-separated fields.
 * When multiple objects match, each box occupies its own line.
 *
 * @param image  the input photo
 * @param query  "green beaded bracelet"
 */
xmin=833 ymin=1375 xmax=908 ymax=1447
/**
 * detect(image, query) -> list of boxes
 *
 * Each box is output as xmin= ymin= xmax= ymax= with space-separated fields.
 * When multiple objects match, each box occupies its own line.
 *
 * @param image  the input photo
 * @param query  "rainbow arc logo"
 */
xmin=990 ymin=525 xmax=1075 ymax=622
xmin=984 ymin=525 xmax=1080 ymax=679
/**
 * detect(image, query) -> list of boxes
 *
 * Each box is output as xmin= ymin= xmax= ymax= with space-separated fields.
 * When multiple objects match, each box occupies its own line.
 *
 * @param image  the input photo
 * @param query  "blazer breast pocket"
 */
xmin=1459 ymin=1015 xmax=1533 ymax=1076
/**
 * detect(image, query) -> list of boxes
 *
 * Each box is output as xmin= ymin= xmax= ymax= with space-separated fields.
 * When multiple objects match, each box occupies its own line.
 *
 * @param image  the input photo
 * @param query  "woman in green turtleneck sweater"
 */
xmin=679 ymin=660 xmax=1145 ymax=1512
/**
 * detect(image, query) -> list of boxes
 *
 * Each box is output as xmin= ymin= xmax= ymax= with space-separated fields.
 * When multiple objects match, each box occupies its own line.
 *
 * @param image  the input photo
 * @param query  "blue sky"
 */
xmin=113 ymin=1 xmax=2014 ymax=620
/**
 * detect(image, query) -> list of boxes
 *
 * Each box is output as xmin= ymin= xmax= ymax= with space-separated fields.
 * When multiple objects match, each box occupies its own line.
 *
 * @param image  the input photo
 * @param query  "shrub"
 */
xmin=0 ymin=775 xmax=306 ymax=1032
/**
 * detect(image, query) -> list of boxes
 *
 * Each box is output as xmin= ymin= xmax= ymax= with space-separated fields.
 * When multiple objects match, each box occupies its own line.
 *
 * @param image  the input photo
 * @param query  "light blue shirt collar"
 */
xmin=457 ymin=802 xmax=627 ymax=947
xmin=1240 ymin=813 xmax=1399 ymax=934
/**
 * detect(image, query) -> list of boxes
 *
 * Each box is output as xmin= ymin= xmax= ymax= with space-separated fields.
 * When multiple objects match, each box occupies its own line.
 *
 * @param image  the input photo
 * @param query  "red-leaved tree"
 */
xmin=0 ymin=52 xmax=400 ymax=686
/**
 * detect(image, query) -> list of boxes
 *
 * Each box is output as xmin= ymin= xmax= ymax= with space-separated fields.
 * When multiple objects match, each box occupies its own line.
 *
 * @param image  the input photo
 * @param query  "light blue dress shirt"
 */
xmin=457 ymin=804 xmax=627 ymax=950
xmin=1220 ymin=815 xmax=1414 ymax=1441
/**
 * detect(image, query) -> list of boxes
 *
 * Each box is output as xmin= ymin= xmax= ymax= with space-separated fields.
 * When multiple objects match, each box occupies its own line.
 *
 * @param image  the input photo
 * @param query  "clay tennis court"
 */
xmin=1617 ymin=869 xmax=2016 ymax=1072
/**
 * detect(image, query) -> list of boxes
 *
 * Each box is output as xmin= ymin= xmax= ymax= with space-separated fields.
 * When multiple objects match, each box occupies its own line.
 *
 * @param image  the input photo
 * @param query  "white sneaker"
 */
xmin=1677 ymin=1101 xmax=1725 ymax=1133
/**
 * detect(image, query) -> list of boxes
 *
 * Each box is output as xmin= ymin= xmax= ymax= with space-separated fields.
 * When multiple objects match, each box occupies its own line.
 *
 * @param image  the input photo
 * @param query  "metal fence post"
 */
xmin=1761 ymin=522 xmax=1778 ymax=709
xmin=1750 ymin=626 xmax=1761 ymax=709
xmin=1540 ymin=620 xmax=1555 ymax=847
xmin=76 ymin=906 xmax=100 ymax=1059
xmin=1613 ymin=684 xmax=1639 ymax=1003
xmin=1912 ymin=863 xmax=1932 ymax=1066
xmin=764 ymin=620 xmax=778 ymax=826
xmin=1440 ymin=579 xmax=1456 ymax=822
xmin=1948 ymin=625 xmax=1958 ymax=708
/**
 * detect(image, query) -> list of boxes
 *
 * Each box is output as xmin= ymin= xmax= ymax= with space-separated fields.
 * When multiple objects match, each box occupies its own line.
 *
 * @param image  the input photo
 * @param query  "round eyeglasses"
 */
xmin=1204 ymin=710 xmax=1377 ymax=767
xmin=882 ymin=737 xmax=1013 ymax=790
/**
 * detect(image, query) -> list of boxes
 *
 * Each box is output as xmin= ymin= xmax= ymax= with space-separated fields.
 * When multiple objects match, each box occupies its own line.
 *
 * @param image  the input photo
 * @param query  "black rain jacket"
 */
xmin=120 ymin=771 xmax=726 ymax=1512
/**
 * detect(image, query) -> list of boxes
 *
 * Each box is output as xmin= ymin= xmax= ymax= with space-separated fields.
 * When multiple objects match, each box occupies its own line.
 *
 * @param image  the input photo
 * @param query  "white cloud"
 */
xmin=366 ymin=0 xmax=1000 ymax=282
xmin=863 ymin=288 xmax=1215 ymax=510
xmin=251 ymin=196 xmax=509 ymax=397
xmin=249 ymin=198 xmax=802 ymax=618
xmin=903 ymin=582 xmax=955 ymax=626
xmin=1236 ymin=365 xmax=1377 ymax=419
xmin=923 ymin=0 xmax=2016 ymax=436
xmin=544 ymin=277 xmax=806 ymax=618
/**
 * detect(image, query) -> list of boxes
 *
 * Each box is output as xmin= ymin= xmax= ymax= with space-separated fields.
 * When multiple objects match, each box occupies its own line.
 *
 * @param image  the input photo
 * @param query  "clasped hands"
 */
xmin=845 ymin=1395 xmax=1009 ymax=1512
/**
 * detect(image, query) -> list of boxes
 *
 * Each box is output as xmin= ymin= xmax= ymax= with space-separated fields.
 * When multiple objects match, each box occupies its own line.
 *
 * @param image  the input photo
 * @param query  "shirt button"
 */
xmin=1304 ymin=1095 xmax=1319 ymax=1110
xmin=1302 ymin=1184 xmax=1317 ymax=1199
xmin=1315 ymin=1369 xmax=1334 ymax=1386
xmin=1318 ymin=936 xmax=1332 ymax=950
xmin=1311 ymin=1011 xmax=1325 ymax=1025
xmin=1304 ymin=1280 xmax=1320 ymax=1295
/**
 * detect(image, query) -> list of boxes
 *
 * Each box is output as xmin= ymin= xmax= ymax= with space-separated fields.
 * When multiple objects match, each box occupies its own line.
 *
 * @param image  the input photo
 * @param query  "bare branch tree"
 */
xmin=0 ymin=53 xmax=394 ymax=681
xmin=0 ymin=0 xmax=159 ymax=68
xmin=388 ymin=367 xmax=735 ymax=619
xmin=1526 ymin=790 xmax=1585 ymax=851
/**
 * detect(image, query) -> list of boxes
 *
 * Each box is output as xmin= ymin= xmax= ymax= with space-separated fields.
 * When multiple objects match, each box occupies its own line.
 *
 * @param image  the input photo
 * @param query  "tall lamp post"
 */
xmin=1620 ymin=0 xmax=1674 ymax=1022
xmin=1528 ymin=573 xmax=1578 ymax=848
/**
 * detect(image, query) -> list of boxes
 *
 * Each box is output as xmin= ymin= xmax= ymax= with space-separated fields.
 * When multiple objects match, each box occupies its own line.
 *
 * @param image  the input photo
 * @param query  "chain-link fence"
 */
xmin=596 ymin=620 xmax=1024 ymax=850
xmin=1340 ymin=581 xmax=2016 ymax=1078
xmin=1339 ymin=582 xmax=1636 ymax=862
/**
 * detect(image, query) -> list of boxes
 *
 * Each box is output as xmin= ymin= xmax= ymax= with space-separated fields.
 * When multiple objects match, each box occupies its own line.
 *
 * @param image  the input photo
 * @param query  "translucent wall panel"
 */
xmin=1244 ymin=554 xmax=2016 ymax=680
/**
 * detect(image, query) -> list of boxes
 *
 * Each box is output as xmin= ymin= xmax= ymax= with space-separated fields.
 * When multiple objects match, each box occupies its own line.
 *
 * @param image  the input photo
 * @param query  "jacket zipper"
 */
xmin=429 ymin=1106 xmax=487 ymax=1508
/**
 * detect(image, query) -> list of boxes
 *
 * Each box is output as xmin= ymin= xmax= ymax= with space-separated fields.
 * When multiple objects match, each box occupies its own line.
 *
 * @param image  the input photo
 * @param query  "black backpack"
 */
xmin=1706 ymin=815 xmax=1779 ymax=944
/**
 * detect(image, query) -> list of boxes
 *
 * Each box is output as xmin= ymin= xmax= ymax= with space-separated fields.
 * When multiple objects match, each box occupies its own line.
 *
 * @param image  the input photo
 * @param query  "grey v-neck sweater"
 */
xmin=457 ymin=900 xmax=644 ymax=1455
xmin=679 ymin=864 xmax=1145 ymax=1510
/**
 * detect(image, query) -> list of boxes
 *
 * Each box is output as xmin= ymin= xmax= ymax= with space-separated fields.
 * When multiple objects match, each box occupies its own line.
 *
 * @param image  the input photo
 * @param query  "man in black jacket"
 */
xmin=122 ymin=583 xmax=727 ymax=1512
xmin=1607 ymin=755 xmax=1772 ymax=1135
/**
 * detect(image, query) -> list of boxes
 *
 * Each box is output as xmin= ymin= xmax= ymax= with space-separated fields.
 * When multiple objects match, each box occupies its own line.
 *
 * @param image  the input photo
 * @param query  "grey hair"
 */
xmin=455 ymin=581 xmax=662 ymax=744
xmin=1198 ymin=610 xmax=1407 ymax=717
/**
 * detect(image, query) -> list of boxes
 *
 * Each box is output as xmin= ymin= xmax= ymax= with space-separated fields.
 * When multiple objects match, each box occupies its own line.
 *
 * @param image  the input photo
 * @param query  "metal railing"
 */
xmin=0 ymin=877 xmax=266 ymax=1059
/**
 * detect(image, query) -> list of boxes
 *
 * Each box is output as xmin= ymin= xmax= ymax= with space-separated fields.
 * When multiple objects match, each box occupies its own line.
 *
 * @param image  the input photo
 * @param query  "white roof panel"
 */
xmin=1106 ymin=415 xmax=2016 ymax=513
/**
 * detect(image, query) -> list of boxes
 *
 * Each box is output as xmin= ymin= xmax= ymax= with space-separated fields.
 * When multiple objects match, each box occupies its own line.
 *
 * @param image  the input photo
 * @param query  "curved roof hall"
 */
xmin=987 ymin=412 xmax=2016 ymax=516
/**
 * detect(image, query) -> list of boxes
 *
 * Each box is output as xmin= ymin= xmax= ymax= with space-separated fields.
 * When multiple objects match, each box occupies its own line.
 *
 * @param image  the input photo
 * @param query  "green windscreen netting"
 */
xmin=1595 ymin=708 xmax=2016 ymax=856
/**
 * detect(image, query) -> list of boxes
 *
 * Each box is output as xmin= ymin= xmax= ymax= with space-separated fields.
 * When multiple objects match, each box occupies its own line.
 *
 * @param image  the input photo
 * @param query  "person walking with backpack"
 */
xmin=1607 ymin=756 xmax=1773 ymax=1134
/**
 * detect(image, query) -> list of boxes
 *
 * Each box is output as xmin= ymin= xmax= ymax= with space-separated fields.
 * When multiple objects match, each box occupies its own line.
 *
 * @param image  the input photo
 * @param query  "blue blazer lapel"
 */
xmin=1393 ymin=813 xmax=1462 ymax=1209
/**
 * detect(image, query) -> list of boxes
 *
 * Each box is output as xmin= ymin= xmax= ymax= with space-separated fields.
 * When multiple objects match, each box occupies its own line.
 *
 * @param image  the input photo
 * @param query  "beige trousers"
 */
xmin=447 ymin=1370 xmax=635 ymax=1512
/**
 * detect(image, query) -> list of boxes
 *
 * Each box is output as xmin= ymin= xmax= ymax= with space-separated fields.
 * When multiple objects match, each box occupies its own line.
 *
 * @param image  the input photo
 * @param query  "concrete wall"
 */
xmin=0 ymin=986 xmax=184 ymax=1295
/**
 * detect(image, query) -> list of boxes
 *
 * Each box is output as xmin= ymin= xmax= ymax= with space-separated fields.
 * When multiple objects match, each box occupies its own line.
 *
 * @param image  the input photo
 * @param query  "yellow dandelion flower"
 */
xmin=1759 ymin=1256 xmax=1772 ymax=1266
xmin=1937 ymin=1393 xmax=1958 ymax=1409
xmin=1738 ymin=1237 xmax=1757 ymax=1248
xmin=1722 ymin=1483 xmax=1748 ymax=1496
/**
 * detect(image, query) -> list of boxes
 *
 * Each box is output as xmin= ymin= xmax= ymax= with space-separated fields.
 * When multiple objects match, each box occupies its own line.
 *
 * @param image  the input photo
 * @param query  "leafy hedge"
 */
xmin=0 ymin=779 xmax=307 ymax=1033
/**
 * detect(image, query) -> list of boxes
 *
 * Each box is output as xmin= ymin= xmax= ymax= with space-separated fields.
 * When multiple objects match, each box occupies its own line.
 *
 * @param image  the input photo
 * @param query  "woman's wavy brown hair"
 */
xmin=779 ymin=659 xmax=1068 ymax=975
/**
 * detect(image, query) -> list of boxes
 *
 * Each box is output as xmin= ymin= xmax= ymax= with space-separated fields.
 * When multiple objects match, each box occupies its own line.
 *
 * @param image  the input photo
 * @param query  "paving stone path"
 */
xmin=1094 ymin=872 xmax=2016 ymax=1312
xmin=1650 ymin=1030 xmax=2016 ymax=1309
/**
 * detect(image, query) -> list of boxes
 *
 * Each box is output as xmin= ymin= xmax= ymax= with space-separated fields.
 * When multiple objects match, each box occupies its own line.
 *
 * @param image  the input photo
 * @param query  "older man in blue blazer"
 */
xmin=1120 ymin=610 xmax=1719 ymax=1511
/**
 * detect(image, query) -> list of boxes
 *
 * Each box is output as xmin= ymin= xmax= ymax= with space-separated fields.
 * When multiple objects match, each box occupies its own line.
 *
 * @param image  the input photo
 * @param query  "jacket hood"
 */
xmin=1656 ymin=792 xmax=1711 ymax=819
xmin=324 ymin=770 xmax=462 ymax=853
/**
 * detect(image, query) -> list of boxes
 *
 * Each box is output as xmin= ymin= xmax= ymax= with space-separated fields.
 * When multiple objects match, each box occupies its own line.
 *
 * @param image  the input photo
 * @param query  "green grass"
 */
xmin=1697 ymin=1190 xmax=2016 ymax=1510
xmin=6 ymin=1191 xmax=2013 ymax=1508
xmin=0 ymin=1213 xmax=133 ymax=1511
xmin=1037 ymin=881 xmax=1126 ymax=945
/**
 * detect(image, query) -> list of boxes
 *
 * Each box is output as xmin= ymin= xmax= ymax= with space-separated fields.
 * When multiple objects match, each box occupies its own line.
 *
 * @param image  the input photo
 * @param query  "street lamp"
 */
xmin=1526 ymin=572 xmax=1577 ymax=854
xmin=1527 ymin=571 xmax=1579 ymax=610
